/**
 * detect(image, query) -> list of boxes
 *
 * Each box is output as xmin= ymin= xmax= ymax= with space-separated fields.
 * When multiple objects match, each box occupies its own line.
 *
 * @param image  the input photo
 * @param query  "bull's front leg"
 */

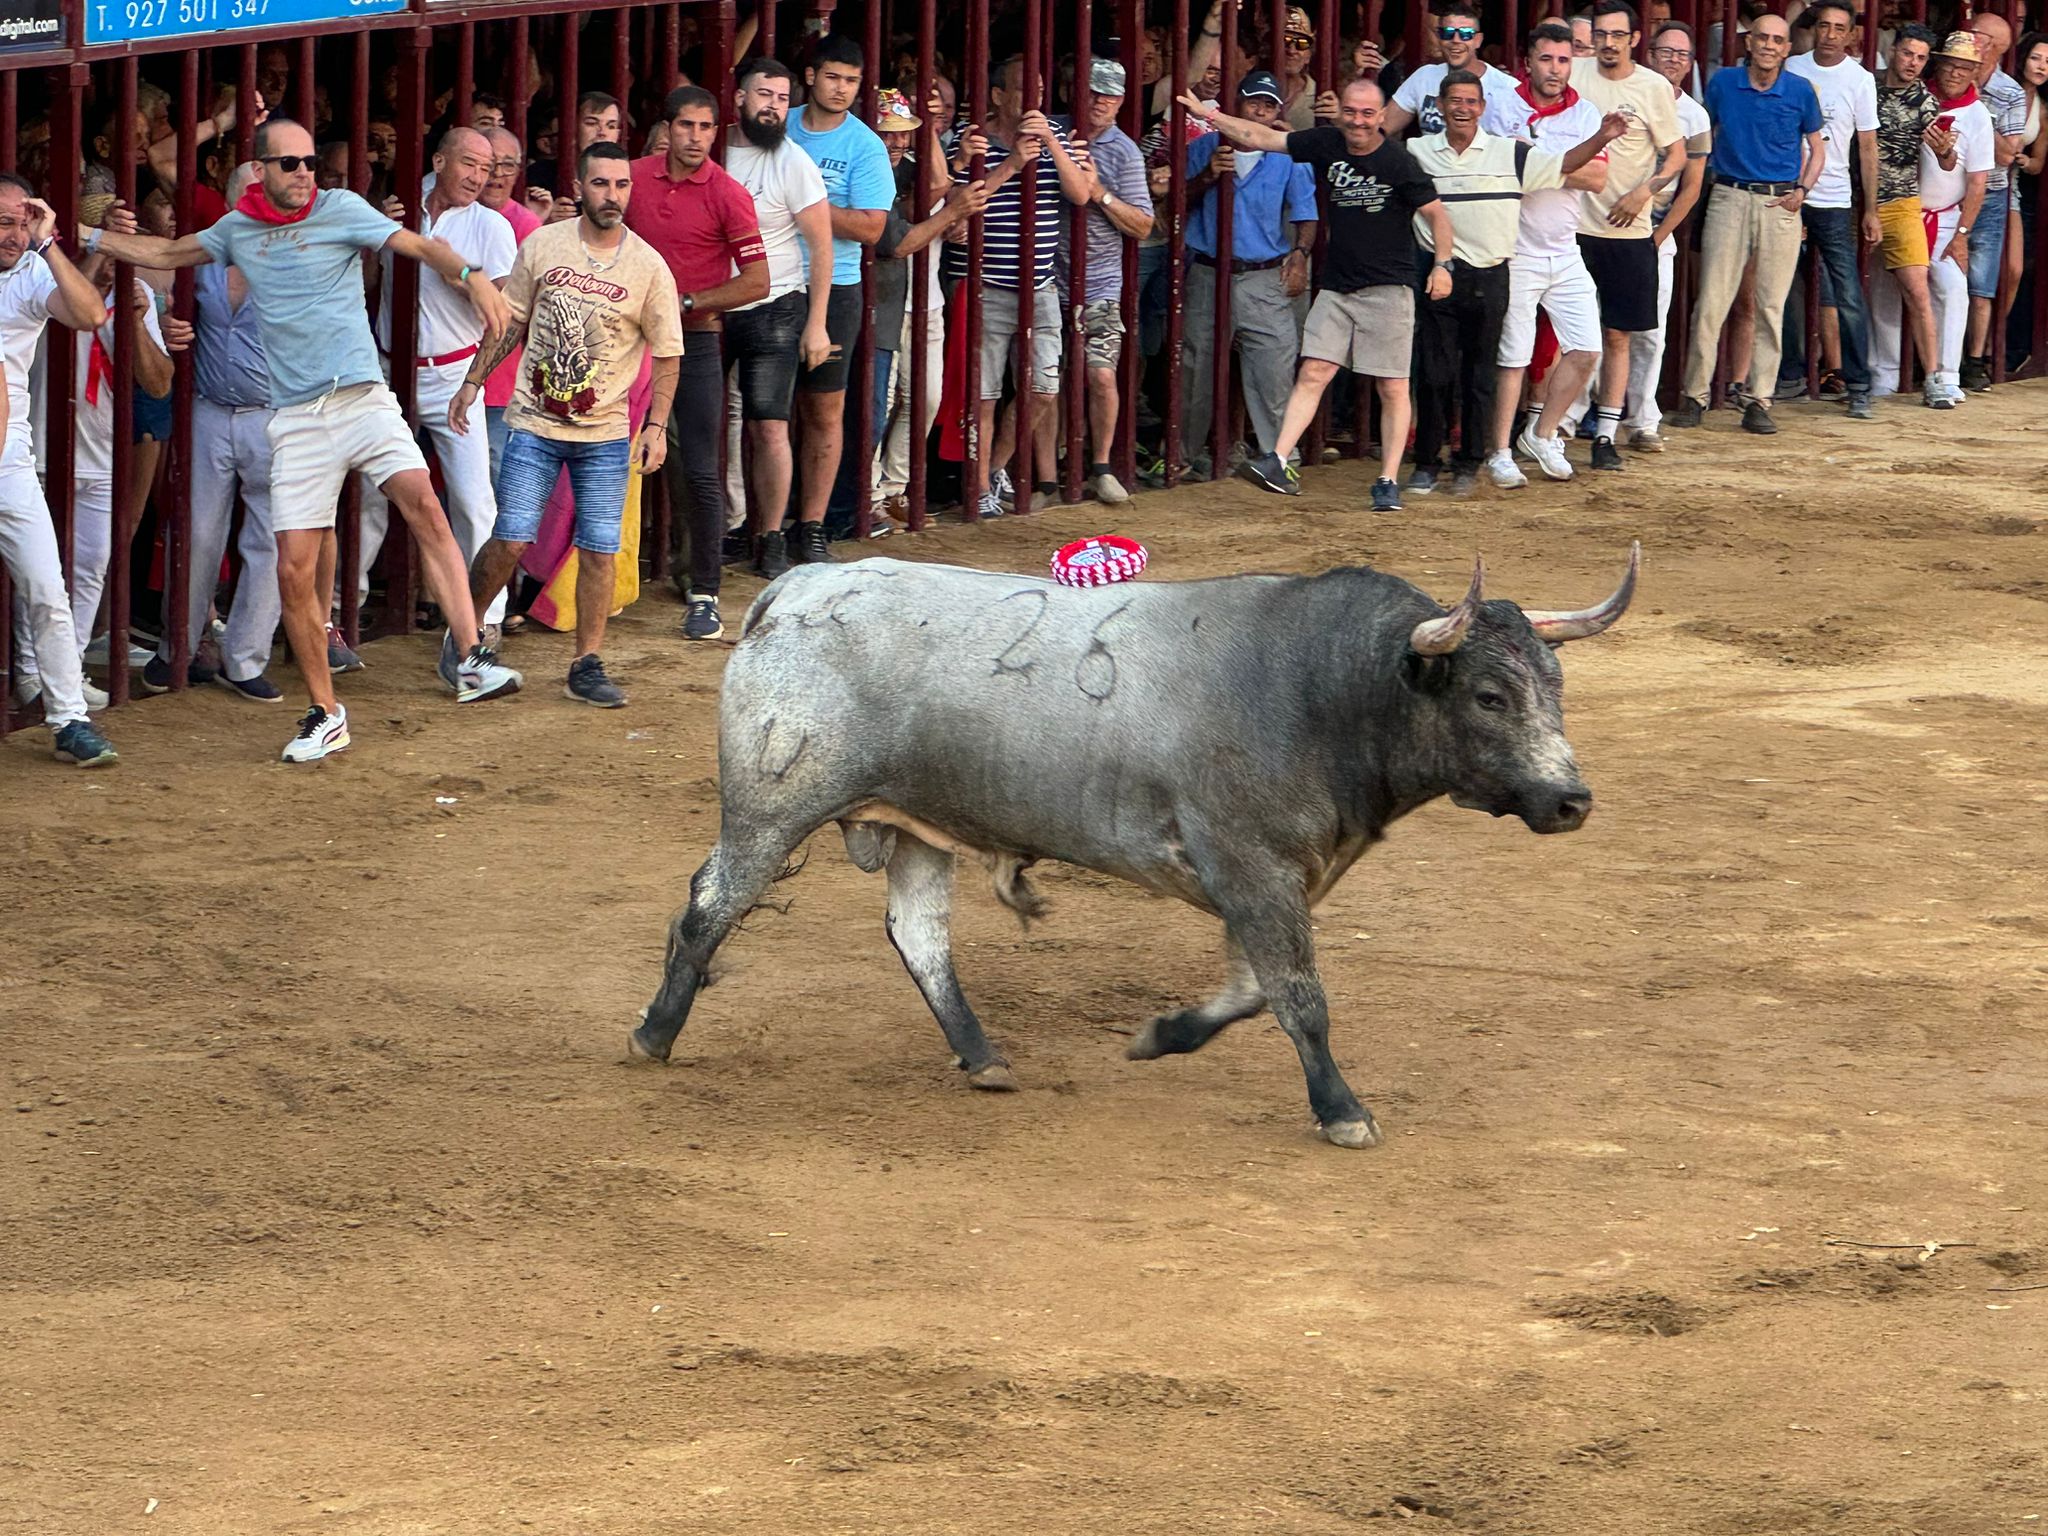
xmin=1220 ymin=896 xmax=1380 ymax=1149
xmin=1127 ymin=938 xmax=1265 ymax=1059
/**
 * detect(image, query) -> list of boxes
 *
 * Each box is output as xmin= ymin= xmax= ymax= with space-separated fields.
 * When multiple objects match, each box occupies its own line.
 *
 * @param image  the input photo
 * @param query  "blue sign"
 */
xmin=86 ymin=0 xmax=406 ymax=47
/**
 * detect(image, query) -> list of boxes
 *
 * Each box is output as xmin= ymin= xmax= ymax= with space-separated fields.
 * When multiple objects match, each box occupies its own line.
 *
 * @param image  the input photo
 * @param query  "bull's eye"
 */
xmin=1475 ymin=690 xmax=1509 ymax=713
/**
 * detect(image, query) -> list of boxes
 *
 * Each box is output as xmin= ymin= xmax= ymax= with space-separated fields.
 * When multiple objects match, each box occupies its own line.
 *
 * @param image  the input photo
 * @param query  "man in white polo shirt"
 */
xmin=1406 ymin=70 xmax=1622 ymax=496
xmin=1480 ymin=20 xmax=1614 ymax=487
xmin=1385 ymin=3 xmax=1523 ymax=135
xmin=364 ymin=126 xmax=518 ymax=630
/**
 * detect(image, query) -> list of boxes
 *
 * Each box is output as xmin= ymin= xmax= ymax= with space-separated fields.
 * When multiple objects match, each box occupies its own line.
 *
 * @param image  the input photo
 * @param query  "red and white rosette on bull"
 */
xmin=1051 ymin=535 xmax=1149 ymax=588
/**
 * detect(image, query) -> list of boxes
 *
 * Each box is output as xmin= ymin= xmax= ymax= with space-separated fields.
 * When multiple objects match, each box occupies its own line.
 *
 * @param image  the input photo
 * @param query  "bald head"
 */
xmin=1971 ymin=13 xmax=2011 ymax=81
xmin=432 ymin=124 xmax=495 ymax=208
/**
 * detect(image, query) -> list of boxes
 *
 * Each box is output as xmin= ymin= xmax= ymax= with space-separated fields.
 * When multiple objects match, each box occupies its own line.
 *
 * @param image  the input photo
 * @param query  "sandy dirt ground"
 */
xmin=4 ymin=389 xmax=2046 ymax=1535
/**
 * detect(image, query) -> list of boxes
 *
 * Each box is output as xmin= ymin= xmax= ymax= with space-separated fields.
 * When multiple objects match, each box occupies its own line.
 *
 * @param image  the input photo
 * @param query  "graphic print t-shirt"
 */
xmin=1282 ymin=127 xmax=1439 ymax=290
xmin=1876 ymin=81 xmax=1940 ymax=204
xmin=501 ymin=219 xmax=684 ymax=443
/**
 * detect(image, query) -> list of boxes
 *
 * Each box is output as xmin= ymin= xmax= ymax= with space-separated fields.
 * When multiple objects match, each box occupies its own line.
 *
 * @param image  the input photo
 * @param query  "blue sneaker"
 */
xmin=215 ymin=671 xmax=284 ymax=704
xmin=53 ymin=720 xmax=118 ymax=767
xmin=1239 ymin=452 xmax=1300 ymax=496
xmin=437 ymin=629 xmax=461 ymax=691
xmin=326 ymin=624 xmax=364 ymax=674
xmin=140 ymin=652 xmax=218 ymax=694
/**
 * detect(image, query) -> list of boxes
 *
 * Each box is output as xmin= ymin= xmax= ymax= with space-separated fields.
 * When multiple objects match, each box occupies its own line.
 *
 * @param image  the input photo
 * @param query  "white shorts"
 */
xmin=267 ymin=380 xmax=429 ymax=533
xmin=1497 ymin=252 xmax=1602 ymax=368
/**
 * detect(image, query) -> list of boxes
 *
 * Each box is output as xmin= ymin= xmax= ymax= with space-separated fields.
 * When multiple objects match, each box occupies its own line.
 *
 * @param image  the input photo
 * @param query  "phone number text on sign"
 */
xmin=87 ymin=0 xmax=404 ymax=46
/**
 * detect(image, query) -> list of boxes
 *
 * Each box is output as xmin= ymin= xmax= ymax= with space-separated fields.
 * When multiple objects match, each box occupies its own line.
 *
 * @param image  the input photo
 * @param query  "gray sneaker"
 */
xmin=1092 ymin=470 xmax=1131 ymax=504
xmin=456 ymin=644 xmax=522 ymax=703
xmin=1405 ymin=465 xmax=1438 ymax=496
xmin=565 ymin=653 xmax=626 ymax=708
xmin=1846 ymin=394 xmax=1877 ymax=420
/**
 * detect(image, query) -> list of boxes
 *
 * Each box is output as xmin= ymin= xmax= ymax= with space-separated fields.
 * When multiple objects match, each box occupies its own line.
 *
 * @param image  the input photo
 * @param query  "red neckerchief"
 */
xmin=1515 ymin=80 xmax=1580 ymax=120
xmin=234 ymin=185 xmax=317 ymax=226
xmin=84 ymin=334 xmax=111 ymax=406
xmin=1934 ymin=83 xmax=1979 ymax=111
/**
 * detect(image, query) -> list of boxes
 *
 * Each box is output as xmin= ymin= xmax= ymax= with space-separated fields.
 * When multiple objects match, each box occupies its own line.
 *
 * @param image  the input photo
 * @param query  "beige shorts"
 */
xmin=1081 ymin=298 xmax=1126 ymax=370
xmin=980 ymin=285 xmax=1063 ymax=398
xmin=267 ymin=381 xmax=430 ymax=533
xmin=1301 ymin=285 xmax=1415 ymax=378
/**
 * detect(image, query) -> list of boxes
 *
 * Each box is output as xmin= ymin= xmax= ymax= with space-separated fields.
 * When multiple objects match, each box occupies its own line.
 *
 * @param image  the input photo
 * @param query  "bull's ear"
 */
xmin=1401 ymin=651 xmax=1451 ymax=693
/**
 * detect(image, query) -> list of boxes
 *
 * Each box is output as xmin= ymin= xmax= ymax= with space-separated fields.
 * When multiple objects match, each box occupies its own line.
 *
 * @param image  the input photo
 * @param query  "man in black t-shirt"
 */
xmin=1184 ymin=79 xmax=1453 ymax=510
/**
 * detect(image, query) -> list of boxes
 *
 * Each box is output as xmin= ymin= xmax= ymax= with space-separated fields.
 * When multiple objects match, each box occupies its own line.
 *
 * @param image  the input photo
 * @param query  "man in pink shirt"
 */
xmin=480 ymin=126 xmax=540 ymax=479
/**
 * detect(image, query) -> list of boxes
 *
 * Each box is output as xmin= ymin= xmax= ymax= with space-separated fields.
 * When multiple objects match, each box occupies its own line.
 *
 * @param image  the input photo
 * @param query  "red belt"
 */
xmin=418 ymin=344 xmax=480 ymax=368
xmin=1922 ymin=200 xmax=1958 ymax=261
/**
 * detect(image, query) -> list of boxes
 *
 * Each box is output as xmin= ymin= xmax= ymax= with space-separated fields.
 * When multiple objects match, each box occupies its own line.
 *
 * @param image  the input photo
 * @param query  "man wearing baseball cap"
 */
xmin=1278 ymin=6 xmax=1322 ymax=130
xmin=1060 ymin=57 xmax=1155 ymax=504
xmin=1181 ymin=69 xmax=1319 ymax=477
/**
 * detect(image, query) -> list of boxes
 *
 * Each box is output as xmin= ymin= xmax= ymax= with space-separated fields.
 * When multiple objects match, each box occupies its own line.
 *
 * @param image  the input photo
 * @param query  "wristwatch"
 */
xmin=1955 ymin=223 xmax=1972 ymax=235
xmin=1100 ymin=191 xmax=1117 ymax=210
xmin=682 ymin=292 xmax=697 ymax=314
xmin=1435 ymin=259 xmax=1455 ymax=271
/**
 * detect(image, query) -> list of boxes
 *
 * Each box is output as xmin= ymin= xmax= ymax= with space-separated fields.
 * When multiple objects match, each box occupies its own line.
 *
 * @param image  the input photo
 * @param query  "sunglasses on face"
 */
xmin=262 ymin=154 xmax=316 ymax=173
xmin=1286 ymin=33 xmax=1313 ymax=47
xmin=1438 ymin=25 xmax=1478 ymax=39
xmin=1651 ymin=44 xmax=1692 ymax=58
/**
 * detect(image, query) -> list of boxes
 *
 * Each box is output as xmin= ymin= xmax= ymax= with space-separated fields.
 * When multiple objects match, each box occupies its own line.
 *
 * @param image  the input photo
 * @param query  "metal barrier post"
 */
xmin=166 ymin=46 xmax=200 ymax=690
xmin=962 ymin=0 xmax=986 ymax=519
xmin=852 ymin=0 xmax=880 ymax=536
xmin=1011 ymin=0 xmax=1042 ymax=508
xmin=1207 ymin=0 xmax=1238 ymax=479
xmin=907 ymin=0 xmax=935 ymax=530
xmin=1064 ymin=0 xmax=1093 ymax=505
xmin=1164 ymin=0 xmax=1189 ymax=485
xmin=1115 ymin=0 xmax=1142 ymax=490
xmin=107 ymin=55 xmax=139 ymax=709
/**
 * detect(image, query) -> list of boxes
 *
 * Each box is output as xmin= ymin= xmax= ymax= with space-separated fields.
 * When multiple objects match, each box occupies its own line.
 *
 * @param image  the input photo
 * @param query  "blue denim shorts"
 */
xmin=1967 ymin=189 xmax=2009 ymax=302
xmin=491 ymin=429 xmax=632 ymax=555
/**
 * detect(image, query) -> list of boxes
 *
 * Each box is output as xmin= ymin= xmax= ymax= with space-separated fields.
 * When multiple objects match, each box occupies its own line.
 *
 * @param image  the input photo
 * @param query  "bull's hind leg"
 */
xmin=630 ymin=831 xmax=802 ymax=1063
xmin=885 ymin=834 xmax=1017 ymax=1091
xmin=1126 ymin=939 xmax=1265 ymax=1060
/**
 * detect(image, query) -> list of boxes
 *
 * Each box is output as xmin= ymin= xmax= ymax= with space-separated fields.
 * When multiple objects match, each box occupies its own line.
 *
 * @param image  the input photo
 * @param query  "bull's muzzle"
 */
xmin=1524 ymin=785 xmax=1593 ymax=834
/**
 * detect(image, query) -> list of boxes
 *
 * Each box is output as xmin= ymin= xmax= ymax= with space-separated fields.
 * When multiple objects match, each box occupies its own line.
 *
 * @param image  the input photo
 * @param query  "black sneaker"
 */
xmin=721 ymin=530 xmax=753 ymax=566
xmin=793 ymin=522 xmax=835 ymax=565
xmin=1450 ymin=468 xmax=1479 ymax=497
xmin=1590 ymin=438 xmax=1624 ymax=472
xmin=1741 ymin=401 xmax=1778 ymax=435
xmin=215 ymin=671 xmax=284 ymax=703
xmin=1404 ymin=466 xmax=1438 ymax=496
xmin=1239 ymin=451 xmax=1300 ymax=496
xmin=53 ymin=719 xmax=118 ymax=767
xmin=565 ymin=654 xmax=627 ymax=708
xmin=140 ymin=652 xmax=218 ymax=694
xmin=1370 ymin=477 xmax=1403 ymax=512
xmin=1667 ymin=397 xmax=1705 ymax=429
xmin=325 ymin=624 xmax=365 ymax=674
xmin=1960 ymin=355 xmax=1993 ymax=393
xmin=682 ymin=593 xmax=724 ymax=642
xmin=753 ymin=529 xmax=790 ymax=580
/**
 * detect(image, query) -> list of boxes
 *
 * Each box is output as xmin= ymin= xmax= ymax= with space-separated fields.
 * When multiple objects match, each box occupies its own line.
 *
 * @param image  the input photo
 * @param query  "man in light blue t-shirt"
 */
xmin=90 ymin=117 xmax=520 ymax=764
xmin=784 ymin=31 xmax=895 ymax=557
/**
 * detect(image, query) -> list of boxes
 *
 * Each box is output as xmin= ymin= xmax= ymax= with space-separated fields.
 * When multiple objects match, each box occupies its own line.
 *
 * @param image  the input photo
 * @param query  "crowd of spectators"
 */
xmin=0 ymin=0 xmax=2042 ymax=767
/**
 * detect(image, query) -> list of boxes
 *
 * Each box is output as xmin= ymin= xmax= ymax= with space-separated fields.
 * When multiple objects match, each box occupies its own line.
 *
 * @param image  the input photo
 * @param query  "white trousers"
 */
xmin=160 ymin=396 xmax=283 ymax=683
xmin=1625 ymin=238 xmax=1680 ymax=433
xmin=358 ymin=357 xmax=505 ymax=623
xmin=17 ymin=477 xmax=112 ymax=693
xmin=1 ymin=462 xmax=91 ymax=726
xmin=723 ymin=370 xmax=746 ymax=531
xmin=1869 ymin=209 xmax=1967 ymax=393
xmin=877 ymin=307 xmax=944 ymax=499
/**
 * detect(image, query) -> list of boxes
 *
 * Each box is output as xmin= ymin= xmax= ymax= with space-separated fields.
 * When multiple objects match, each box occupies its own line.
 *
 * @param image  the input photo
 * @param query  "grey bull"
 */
xmin=631 ymin=546 xmax=1639 ymax=1147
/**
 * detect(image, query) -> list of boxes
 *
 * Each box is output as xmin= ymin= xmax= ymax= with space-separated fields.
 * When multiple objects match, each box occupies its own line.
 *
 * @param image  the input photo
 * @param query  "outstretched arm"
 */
xmin=1178 ymin=92 xmax=1292 ymax=153
xmin=387 ymin=227 xmax=511 ymax=341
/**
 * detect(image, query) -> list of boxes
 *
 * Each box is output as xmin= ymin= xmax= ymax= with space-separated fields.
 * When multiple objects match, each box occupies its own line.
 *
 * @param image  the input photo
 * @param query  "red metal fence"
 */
xmin=0 ymin=0 xmax=2040 ymax=734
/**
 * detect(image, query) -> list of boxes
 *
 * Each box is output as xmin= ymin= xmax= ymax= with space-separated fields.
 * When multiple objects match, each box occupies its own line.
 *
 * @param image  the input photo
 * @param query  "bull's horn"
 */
xmin=1524 ymin=542 xmax=1641 ymax=643
xmin=1409 ymin=557 xmax=1485 ymax=656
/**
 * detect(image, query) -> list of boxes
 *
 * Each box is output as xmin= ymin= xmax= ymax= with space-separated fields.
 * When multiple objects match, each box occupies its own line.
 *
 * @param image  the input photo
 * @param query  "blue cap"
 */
xmin=1238 ymin=70 xmax=1284 ymax=103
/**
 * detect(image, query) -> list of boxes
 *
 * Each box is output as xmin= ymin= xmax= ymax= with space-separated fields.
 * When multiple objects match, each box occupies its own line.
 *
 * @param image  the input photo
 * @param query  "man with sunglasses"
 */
xmin=1386 ymin=6 xmax=1521 ymax=137
xmin=87 ymin=117 xmax=521 ymax=763
xmin=1277 ymin=6 xmax=1322 ymax=130
xmin=1571 ymin=0 xmax=1686 ymax=467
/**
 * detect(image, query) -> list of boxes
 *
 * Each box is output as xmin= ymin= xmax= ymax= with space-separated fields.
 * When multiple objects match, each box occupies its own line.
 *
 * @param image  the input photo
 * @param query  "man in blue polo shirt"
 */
xmin=1669 ymin=10 xmax=1823 ymax=435
xmin=1180 ymin=70 xmax=1319 ymax=477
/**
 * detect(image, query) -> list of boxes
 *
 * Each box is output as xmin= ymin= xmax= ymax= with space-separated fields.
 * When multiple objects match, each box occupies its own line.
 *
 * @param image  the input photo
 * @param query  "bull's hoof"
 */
xmin=967 ymin=1063 xmax=1020 ymax=1092
xmin=1125 ymin=1018 xmax=1168 ymax=1060
xmin=627 ymin=1016 xmax=672 ymax=1063
xmin=1319 ymin=1115 xmax=1383 ymax=1149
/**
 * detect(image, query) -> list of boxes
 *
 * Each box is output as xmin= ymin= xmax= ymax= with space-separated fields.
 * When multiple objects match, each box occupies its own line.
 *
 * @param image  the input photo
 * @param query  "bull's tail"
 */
xmin=988 ymin=854 xmax=1048 ymax=928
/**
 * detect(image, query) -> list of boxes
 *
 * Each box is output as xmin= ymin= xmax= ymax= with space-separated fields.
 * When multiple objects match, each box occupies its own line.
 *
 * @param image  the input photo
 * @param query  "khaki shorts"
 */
xmin=1878 ymin=197 xmax=1929 ymax=269
xmin=1301 ymin=285 xmax=1415 ymax=378
xmin=1081 ymin=297 xmax=1125 ymax=370
xmin=980 ymin=285 xmax=1062 ymax=398
xmin=267 ymin=381 xmax=429 ymax=532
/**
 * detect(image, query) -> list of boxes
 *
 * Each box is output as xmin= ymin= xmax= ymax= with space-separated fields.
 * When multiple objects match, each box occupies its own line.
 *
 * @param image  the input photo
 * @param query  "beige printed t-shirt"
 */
xmin=1572 ymin=57 xmax=1683 ymax=239
xmin=504 ymin=219 xmax=684 ymax=443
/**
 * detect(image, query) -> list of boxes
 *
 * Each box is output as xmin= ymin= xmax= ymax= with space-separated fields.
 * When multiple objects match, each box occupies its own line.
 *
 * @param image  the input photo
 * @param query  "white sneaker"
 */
xmin=1517 ymin=427 xmax=1574 ymax=481
xmin=1485 ymin=450 xmax=1527 ymax=489
xmin=1627 ymin=427 xmax=1666 ymax=453
xmin=990 ymin=465 xmax=1014 ymax=505
xmin=1092 ymin=470 xmax=1131 ymax=505
xmin=455 ymin=644 xmax=522 ymax=704
xmin=12 ymin=677 xmax=109 ymax=712
xmin=1941 ymin=372 xmax=1968 ymax=404
xmin=281 ymin=703 xmax=350 ymax=763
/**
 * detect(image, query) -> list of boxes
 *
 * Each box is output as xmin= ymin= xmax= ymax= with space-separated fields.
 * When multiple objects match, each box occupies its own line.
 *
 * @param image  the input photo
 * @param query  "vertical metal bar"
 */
xmin=1115 ymin=0 xmax=1142 ymax=488
xmin=0 ymin=73 xmax=16 ymax=169
xmin=962 ymin=0 xmax=987 ymax=519
xmin=558 ymin=15 xmax=581 ymax=191
xmin=761 ymin=0 xmax=778 ymax=61
xmin=1164 ymin=0 xmax=1189 ymax=485
xmin=382 ymin=26 xmax=429 ymax=640
xmin=167 ymin=47 xmax=200 ymax=690
xmin=1208 ymin=0 xmax=1238 ymax=477
xmin=295 ymin=36 xmax=316 ymax=128
xmin=1064 ymin=0 xmax=1093 ymax=504
xmin=853 ymin=0 xmax=880 ymax=535
xmin=336 ymin=29 xmax=373 ymax=647
xmin=1722 ymin=0 xmax=1737 ymax=66
xmin=1303 ymin=0 xmax=1337 ymax=465
xmin=613 ymin=5 xmax=633 ymax=124
xmin=1011 ymin=0 xmax=1042 ymax=505
xmin=508 ymin=16 xmax=532 ymax=156
xmin=456 ymin=22 xmax=477 ymax=125
xmin=709 ymin=1 xmax=735 ymax=137
xmin=237 ymin=45 xmax=258 ymax=160
xmin=48 ymin=65 xmax=82 ymax=594
xmin=1355 ymin=0 xmax=1384 ymax=457
xmin=659 ymin=4 xmax=681 ymax=91
xmin=2036 ymin=113 xmax=2048 ymax=366
xmin=106 ymin=56 xmax=140 ymax=709
xmin=909 ymin=0 xmax=936 ymax=529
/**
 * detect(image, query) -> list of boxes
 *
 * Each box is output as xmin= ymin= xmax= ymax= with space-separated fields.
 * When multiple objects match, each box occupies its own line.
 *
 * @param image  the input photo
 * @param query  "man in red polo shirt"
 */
xmin=626 ymin=84 xmax=769 ymax=642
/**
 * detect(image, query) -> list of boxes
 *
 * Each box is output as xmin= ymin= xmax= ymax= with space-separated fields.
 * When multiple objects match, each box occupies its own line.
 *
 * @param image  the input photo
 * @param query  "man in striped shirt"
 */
xmin=1404 ymin=72 xmax=1622 ymax=495
xmin=944 ymin=54 xmax=1097 ymax=516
